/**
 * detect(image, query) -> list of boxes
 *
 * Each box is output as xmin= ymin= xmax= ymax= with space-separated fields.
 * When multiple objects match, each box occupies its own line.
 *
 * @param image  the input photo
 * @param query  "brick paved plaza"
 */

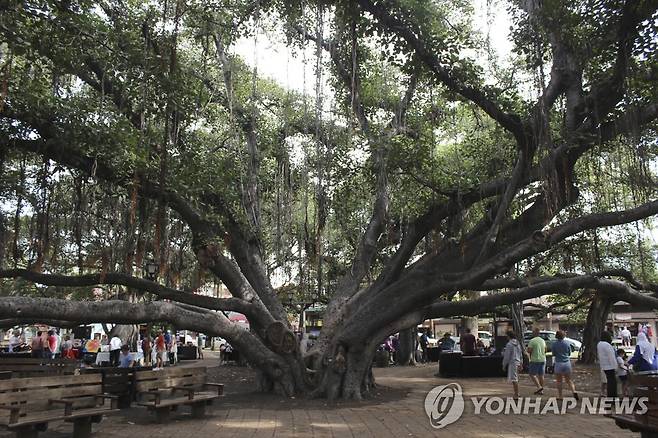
xmin=0 ymin=361 xmax=638 ymax=438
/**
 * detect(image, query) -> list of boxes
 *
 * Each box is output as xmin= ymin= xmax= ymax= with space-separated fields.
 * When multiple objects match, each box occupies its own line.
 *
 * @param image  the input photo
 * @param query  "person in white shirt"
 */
xmin=109 ymin=336 xmax=123 ymax=367
xmin=8 ymin=331 xmax=20 ymax=353
xmin=621 ymin=327 xmax=632 ymax=347
xmin=597 ymin=331 xmax=618 ymax=398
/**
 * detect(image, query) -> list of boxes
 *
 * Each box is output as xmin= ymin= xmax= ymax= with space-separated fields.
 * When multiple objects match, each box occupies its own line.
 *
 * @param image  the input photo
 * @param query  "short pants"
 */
xmin=528 ymin=362 xmax=546 ymax=375
xmin=554 ymin=361 xmax=572 ymax=375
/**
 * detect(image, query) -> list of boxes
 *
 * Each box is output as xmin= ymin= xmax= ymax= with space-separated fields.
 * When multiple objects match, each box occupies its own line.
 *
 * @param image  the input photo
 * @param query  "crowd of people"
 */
xmin=2 ymin=326 xmax=198 ymax=369
xmin=501 ymin=328 xmax=580 ymax=399
xmin=498 ymin=326 xmax=658 ymax=399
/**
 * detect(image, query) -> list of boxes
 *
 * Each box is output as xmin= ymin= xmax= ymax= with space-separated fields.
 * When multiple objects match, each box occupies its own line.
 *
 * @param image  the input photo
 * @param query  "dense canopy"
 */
xmin=0 ymin=0 xmax=657 ymax=398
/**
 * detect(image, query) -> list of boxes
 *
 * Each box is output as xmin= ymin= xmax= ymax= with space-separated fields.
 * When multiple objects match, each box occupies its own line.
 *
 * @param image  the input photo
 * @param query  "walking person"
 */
xmin=597 ymin=331 xmax=618 ymax=398
xmin=527 ymin=327 xmax=546 ymax=394
xmin=551 ymin=330 xmax=579 ymax=400
xmin=109 ymin=334 xmax=122 ymax=367
xmin=502 ymin=331 xmax=523 ymax=398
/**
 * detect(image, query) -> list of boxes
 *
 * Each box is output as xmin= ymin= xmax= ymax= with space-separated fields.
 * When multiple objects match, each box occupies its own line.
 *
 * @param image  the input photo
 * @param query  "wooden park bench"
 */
xmin=612 ymin=371 xmax=658 ymax=438
xmin=83 ymin=366 xmax=153 ymax=409
xmin=0 ymin=373 xmax=118 ymax=438
xmin=0 ymin=357 xmax=79 ymax=377
xmin=134 ymin=367 xmax=223 ymax=422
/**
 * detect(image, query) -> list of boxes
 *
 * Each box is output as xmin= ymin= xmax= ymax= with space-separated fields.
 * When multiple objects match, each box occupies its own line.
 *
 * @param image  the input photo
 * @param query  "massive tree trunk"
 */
xmin=396 ymin=326 xmax=417 ymax=366
xmin=580 ymin=293 xmax=613 ymax=364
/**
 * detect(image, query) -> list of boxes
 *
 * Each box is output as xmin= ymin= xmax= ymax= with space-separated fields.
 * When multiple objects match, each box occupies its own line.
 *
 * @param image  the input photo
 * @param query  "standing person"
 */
xmin=197 ymin=334 xmax=204 ymax=360
xmin=460 ymin=328 xmax=477 ymax=356
xmin=141 ymin=335 xmax=152 ymax=367
xmin=419 ymin=329 xmax=430 ymax=363
xmin=597 ymin=331 xmax=618 ymax=398
xmin=41 ymin=330 xmax=51 ymax=359
xmin=502 ymin=331 xmax=523 ymax=398
xmin=30 ymin=331 xmax=43 ymax=358
xmin=164 ymin=330 xmax=172 ymax=352
xmin=109 ymin=335 xmax=122 ymax=367
xmin=170 ymin=339 xmax=178 ymax=365
xmin=617 ymin=349 xmax=630 ymax=397
xmin=8 ymin=330 xmax=20 ymax=353
xmin=61 ymin=335 xmax=73 ymax=359
xmin=620 ymin=326 xmax=632 ymax=347
xmin=551 ymin=330 xmax=579 ymax=400
xmin=628 ymin=332 xmax=658 ymax=371
xmin=155 ymin=330 xmax=166 ymax=368
xmin=527 ymin=327 xmax=546 ymax=394
xmin=47 ymin=330 xmax=59 ymax=359
xmin=391 ymin=334 xmax=400 ymax=363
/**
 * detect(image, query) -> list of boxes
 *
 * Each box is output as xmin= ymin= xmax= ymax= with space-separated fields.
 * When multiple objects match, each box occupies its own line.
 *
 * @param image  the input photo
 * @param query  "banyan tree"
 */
xmin=0 ymin=0 xmax=657 ymax=399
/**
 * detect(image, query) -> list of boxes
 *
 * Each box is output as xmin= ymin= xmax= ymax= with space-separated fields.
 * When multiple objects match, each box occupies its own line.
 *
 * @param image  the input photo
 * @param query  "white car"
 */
xmin=477 ymin=331 xmax=492 ymax=348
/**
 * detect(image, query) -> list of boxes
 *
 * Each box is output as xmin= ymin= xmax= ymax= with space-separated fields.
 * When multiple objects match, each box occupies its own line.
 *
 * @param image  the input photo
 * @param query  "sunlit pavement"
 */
xmin=0 ymin=362 xmax=637 ymax=437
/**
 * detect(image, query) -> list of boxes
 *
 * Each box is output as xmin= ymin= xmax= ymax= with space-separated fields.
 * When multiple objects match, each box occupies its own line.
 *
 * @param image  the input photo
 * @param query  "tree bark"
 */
xmin=396 ymin=326 xmax=417 ymax=366
xmin=580 ymin=294 xmax=613 ymax=364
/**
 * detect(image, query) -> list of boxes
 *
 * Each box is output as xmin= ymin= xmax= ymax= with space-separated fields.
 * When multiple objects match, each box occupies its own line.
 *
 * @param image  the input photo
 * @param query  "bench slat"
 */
xmin=0 ymin=374 xmax=100 ymax=391
xmin=135 ymin=367 xmax=206 ymax=380
xmin=135 ymin=375 xmax=207 ymax=392
xmin=136 ymin=393 xmax=218 ymax=408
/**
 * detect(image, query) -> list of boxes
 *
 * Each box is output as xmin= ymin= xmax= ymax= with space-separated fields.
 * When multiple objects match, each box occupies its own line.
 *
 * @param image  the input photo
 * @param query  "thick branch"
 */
xmin=0 ymin=269 xmax=259 ymax=317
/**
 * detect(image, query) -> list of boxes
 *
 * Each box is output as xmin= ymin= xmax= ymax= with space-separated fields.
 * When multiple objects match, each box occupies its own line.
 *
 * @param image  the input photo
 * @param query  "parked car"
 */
xmin=523 ymin=330 xmax=582 ymax=359
xmin=477 ymin=331 xmax=492 ymax=348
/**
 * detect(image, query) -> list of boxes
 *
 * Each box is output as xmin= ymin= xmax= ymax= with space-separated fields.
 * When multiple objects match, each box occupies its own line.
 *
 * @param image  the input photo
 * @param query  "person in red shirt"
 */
xmin=155 ymin=330 xmax=166 ymax=368
xmin=47 ymin=330 xmax=58 ymax=359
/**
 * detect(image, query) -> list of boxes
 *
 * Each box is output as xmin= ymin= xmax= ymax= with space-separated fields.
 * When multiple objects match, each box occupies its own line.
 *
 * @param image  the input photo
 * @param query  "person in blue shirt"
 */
xmin=438 ymin=332 xmax=455 ymax=351
xmin=118 ymin=345 xmax=134 ymax=368
xmin=628 ymin=332 xmax=658 ymax=372
xmin=551 ymin=330 xmax=579 ymax=400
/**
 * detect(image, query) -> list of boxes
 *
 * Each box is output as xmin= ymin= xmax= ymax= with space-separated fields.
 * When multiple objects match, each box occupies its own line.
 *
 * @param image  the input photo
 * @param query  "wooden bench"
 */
xmin=0 ymin=373 xmax=118 ymax=438
xmin=134 ymin=367 xmax=223 ymax=422
xmin=0 ymin=357 xmax=79 ymax=377
xmin=611 ymin=372 xmax=658 ymax=437
xmin=83 ymin=366 xmax=153 ymax=408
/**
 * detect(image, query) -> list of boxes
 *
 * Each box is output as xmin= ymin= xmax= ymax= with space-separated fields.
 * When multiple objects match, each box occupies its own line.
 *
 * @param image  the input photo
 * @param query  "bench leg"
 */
xmin=191 ymin=402 xmax=206 ymax=419
xmin=72 ymin=417 xmax=92 ymax=438
xmin=14 ymin=426 xmax=38 ymax=438
xmin=155 ymin=407 xmax=171 ymax=423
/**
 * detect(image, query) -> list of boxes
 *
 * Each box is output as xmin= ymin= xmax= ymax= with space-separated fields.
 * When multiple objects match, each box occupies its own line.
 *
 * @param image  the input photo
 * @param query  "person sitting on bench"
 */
xmin=118 ymin=345 xmax=135 ymax=368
